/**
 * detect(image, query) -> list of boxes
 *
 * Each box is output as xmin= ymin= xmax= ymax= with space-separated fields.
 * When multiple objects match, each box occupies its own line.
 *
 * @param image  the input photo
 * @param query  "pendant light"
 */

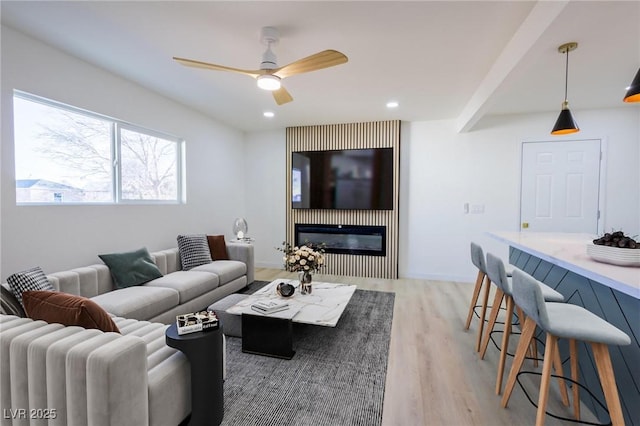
xmin=551 ymin=42 xmax=579 ymax=135
xmin=623 ymin=68 xmax=640 ymax=103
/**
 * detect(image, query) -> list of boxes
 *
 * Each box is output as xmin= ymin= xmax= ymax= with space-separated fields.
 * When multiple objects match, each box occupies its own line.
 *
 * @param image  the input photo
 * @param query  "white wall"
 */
xmin=244 ymin=129 xmax=287 ymax=268
xmin=243 ymin=109 xmax=639 ymax=283
xmin=402 ymin=108 xmax=639 ymax=282
xmin=1 ymin=27 xmax=246 ymax=278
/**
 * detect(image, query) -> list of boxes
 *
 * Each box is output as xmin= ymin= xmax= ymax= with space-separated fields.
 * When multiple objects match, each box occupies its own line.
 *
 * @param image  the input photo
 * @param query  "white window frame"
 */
xmin=13 ymin=90 xmax=184 ymax=205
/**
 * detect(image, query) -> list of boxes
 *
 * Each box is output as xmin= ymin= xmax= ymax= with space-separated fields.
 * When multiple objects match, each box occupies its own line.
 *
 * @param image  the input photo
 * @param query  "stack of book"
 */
xmin=176 ymin=310 xmax=219 ymax=335
xmin=251 ymin=300 xmax=289 ymax=314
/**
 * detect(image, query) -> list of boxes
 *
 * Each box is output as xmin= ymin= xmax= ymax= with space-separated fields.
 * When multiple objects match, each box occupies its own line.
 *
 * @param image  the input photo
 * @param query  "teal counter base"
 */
xmin=510 ymin=247 xmax=639 ymax=426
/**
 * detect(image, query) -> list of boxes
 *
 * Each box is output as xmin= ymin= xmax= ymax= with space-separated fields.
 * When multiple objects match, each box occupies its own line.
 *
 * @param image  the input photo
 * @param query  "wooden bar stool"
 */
xmin=502 ymin=269 xmax=631 ymax=426
xmin=480 ymin=253 xmax=565 ymax=395
xmin=465 ymin=243 xmax=515 ymax=352
xmin=465 ymin=242 xmax=492 ymax=352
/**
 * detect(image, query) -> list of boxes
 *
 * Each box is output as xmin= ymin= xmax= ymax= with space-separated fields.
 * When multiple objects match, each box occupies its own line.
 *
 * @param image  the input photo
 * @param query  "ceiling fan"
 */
xmin=173 ymin=26 xmax=348 ymax=105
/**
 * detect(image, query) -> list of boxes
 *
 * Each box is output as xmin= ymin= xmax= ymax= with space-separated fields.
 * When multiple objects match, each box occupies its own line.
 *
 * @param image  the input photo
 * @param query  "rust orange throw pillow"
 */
xmin=207 ymin=235 xmax=230 ymax=260
xmin=22 ymin=290 xmax=120 ymax=333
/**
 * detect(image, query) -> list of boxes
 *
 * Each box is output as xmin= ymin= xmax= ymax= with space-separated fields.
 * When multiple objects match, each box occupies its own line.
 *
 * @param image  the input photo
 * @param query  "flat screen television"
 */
xmin=292 ymin=148 xmax=393 ymax=210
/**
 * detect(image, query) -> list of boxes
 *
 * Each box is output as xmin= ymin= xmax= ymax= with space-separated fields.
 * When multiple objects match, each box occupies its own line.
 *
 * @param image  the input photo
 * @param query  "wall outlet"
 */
xmin=470 ymin=204 xmax=485 ymax=214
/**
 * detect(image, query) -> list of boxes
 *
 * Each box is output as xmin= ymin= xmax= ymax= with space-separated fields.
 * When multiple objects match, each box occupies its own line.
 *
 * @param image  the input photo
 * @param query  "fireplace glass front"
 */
xmin=294 ymin=224 xmax=386 ymax=256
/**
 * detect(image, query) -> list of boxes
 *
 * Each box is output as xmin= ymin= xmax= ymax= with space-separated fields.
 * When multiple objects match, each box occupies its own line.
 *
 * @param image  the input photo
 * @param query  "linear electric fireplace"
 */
xmin=294 ymin=224 xmax=386 ymax=256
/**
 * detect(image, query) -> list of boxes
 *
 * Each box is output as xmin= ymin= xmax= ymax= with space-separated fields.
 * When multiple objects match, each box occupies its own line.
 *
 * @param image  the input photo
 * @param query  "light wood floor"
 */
xmin=255 ymin=268 xmax=599 ymax=426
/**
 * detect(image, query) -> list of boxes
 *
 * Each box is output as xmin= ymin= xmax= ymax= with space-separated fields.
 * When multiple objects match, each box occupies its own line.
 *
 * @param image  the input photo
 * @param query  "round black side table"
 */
xmin=166 ymin=323 xmax=224 ymax=426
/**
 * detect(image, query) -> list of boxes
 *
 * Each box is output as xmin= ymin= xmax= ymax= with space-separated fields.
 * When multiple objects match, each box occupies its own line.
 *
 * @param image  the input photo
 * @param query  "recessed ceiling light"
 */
xmin=263 ymin=111 xmax=275 ymax=118
xmin=386 ymin=101 xmax=399 ymax=108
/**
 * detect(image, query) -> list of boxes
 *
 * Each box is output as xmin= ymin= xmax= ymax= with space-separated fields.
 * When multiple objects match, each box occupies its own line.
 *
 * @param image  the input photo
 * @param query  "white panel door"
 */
xmin=520 ymin=139 xmax=601 ymax=233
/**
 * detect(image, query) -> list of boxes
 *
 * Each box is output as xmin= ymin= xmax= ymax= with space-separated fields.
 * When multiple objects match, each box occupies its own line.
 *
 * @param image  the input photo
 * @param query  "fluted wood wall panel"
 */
xmin=286 ymin=120 xmax=400 ymax=279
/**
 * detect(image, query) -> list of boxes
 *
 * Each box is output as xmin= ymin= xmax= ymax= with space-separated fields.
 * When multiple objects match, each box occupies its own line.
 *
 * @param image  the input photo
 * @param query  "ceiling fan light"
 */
xmin=551 ymin=102 xmax=579 ymax=135
xmin=623 ymin=68 xmax=640 ymax=103
xmin=257 ymin=74 xmax=281 ymax=91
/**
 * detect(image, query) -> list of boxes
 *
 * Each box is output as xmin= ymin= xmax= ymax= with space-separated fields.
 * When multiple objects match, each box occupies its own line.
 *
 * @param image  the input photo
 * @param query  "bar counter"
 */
xmin=488 ymin=231 xmax=639 ymax=426
xmin=489 ymin=231 xmax=639 ymax=299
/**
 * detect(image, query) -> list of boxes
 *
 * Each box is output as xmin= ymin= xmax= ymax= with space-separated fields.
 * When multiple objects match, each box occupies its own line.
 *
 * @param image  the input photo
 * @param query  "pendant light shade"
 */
xmin=623 ymin=68 xmax=640 ymax=103
xmin=551 ymin=42 xmax=579 ymax=135
xmin=551 ymin=101 xmax=580 ymax=135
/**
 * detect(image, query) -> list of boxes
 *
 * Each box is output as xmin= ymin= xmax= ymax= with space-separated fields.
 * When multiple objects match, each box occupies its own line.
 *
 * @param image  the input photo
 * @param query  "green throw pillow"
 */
xmin=99 ymin=247 xmax=163 ymax=289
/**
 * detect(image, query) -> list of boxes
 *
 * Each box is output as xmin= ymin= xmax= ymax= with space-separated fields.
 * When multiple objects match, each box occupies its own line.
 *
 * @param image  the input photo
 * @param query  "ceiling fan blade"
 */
xmin=273 ymin=86 xmax=293 ymax=105
xmin=273 ymin=50 xmax=348 ymax=79
xmin=173 ymin=57 xmax=261 ymax=78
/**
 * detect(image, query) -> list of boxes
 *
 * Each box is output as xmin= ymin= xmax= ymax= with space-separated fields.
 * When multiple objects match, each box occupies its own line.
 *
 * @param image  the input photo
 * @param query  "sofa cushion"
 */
xmin=91 ymin=286 xmax=180 ymax=321
xmin=98 ymin=247 xmax=163 ymax=288
xmin=22 ymin=290 xmax=120 ymax=333
xmin=177 ymin=234 xmax=212 ymax=270
xmin=144 ymin=271 xmax=220 ymax=304
xmin=1 ymin=284 xmax=26 ymax=317
xmin=207 ymin=235 xmax=230 ymax=260
xmin=7 ymin=266 xmax=54 ymax=308
xmin=191 ymin=260 xmax=247 ymax=285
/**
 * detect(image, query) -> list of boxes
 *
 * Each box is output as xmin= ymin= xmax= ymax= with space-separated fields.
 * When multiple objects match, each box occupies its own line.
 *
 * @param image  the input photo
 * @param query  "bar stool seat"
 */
xmin=538 ymin=284 xmax=564 ymax=303
xmin=504 ymin=263 xmax=515 ymax=277
xmin=480 ymin=253 xmax=565 ymax=396
xmin=544 ymin=303 xmax=630 ymax=345
xmin=502 ymin=269 xmax=631 ymax=426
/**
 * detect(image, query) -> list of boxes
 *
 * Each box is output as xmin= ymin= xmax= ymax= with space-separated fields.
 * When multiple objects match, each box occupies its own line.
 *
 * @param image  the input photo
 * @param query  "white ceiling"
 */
xmin=1 ymin=1 xmax=638 ymax=133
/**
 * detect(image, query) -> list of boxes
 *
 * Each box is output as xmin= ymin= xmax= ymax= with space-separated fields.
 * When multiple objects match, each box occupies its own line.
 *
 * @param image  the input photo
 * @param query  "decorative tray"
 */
xmin=586 ymin=244 xmax=640 ymax=267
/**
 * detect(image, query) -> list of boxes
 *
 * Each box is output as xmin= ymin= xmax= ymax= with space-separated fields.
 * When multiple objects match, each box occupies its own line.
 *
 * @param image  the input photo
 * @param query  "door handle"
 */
xmin=521 ymin=222 xmax=529 ymax=229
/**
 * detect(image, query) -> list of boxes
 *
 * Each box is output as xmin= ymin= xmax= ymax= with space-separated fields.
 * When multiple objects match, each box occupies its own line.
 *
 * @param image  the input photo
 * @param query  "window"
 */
xmin=13 ymin=91 xmax=183 ymax=204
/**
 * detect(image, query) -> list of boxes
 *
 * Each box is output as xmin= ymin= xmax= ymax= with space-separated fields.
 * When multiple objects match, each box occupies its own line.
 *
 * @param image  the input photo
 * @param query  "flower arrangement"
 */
xmin=278 ymin=241 xmax=326 ymax=273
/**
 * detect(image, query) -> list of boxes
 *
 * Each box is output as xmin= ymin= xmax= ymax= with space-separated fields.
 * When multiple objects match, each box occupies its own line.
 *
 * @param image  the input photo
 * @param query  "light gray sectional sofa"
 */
xmin=0 ymin=242 xmax=254 ymax=426
xmin=1 ymin=314 xmax=190 ymax=426
xmin=45 ymin=243 xmax=254 ymax=324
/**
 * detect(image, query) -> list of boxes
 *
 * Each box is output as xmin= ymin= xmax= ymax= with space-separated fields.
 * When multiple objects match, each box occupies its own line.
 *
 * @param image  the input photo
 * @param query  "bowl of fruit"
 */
xmin=587 ymin=231 xmax=640 ymax=267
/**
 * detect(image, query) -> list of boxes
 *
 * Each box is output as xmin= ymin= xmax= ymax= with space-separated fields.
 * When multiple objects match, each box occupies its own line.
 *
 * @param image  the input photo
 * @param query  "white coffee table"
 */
xmin=227 ymin=279 xmax=357 ymax=358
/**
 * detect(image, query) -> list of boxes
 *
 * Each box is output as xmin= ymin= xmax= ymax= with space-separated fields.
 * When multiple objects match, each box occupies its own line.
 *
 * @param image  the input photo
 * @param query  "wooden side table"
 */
xmin=166 ymin=323 xmax=224 ymax=426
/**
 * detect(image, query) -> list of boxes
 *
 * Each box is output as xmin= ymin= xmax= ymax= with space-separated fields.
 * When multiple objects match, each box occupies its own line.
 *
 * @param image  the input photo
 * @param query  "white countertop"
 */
xmin=488 ymin=231 xmax=640 ymax=299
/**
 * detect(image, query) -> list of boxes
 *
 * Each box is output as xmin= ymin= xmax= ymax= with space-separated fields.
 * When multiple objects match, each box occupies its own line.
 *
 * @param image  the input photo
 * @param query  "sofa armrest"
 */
xmin=86 ymin=336 xmax=149 ymax=426
xmin=226 ymin=242 xmax=254 ymax=284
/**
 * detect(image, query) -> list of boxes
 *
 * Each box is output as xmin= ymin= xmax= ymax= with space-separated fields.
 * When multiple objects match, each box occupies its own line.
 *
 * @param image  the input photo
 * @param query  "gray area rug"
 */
xmin=220 ymin=288 xmax=394 ymax=426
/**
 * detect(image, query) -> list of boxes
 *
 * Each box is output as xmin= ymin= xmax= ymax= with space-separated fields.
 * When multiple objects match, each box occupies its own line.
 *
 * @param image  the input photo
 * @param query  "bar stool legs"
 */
xmin=475 ymin=277 xmax=491 ymax=353
xmin=479 ymin=287 xmax=505 ymax=359
xmin=570 ymin=339 xmax=580 ymax=421
xmin=464 ymin=268 xmax=486 ymax=330
xmin=495 ymin=293 xmax=514 ymax=394
xmin=464 ymin=267 xmax=492 ymax=353
xmin=536 ymin=333 xmax=559 ymax=426
xmin=501 ymin=319 xmax=569 ymax=412
xmin=592 ymin=342 xmax=625 ymax=426
xmin=501 ymin=317 xmax=538 ymax=407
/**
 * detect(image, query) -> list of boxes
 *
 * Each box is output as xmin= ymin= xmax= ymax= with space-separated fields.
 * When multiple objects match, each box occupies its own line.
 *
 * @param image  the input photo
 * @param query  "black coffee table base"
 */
xmin=241 ymin=314 xmax=295 ymax=359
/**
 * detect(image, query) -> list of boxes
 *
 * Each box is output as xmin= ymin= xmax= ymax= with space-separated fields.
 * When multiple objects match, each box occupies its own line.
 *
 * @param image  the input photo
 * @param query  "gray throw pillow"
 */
xmin=177 ymin=234 xmax=213 ymax=270
xmin=99 ymin=247 xmax=163 ymax=289
xmin=1 ymin=284 xmax=26 ymax=317
xmin=6 ymin=266 xmax=54 ymax=308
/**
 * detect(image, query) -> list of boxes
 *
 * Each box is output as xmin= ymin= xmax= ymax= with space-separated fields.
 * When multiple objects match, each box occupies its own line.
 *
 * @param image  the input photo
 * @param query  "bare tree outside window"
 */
xmin=121 ymin=128 xmax=178 ymax=200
